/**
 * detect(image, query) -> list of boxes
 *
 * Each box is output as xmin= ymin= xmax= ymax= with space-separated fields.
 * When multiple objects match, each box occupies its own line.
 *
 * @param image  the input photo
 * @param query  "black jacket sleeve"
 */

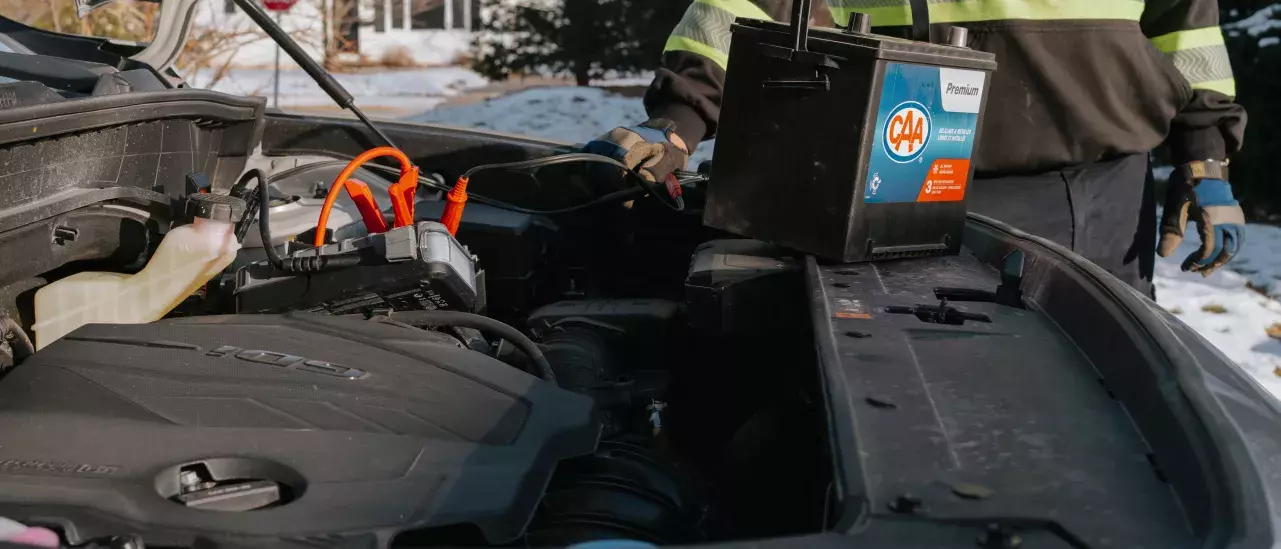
xmin=1140 ymin=0 xmax=1248 ymax=164
xmin=643 ymin=52 xmax=725 ymax=151
xmin=643 ymin=0 xmax=1247 ymax=171
xmin=642 ymin=0 xmax=792 ymax=150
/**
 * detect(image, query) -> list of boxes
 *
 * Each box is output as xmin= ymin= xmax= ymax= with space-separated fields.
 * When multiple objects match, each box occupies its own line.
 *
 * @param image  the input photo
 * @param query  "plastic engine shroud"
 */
xmin=0 ymin=313 xmax=599 ymax=547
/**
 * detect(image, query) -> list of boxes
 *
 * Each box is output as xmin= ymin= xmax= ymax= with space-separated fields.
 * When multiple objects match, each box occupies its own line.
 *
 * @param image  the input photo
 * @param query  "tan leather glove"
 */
xmin=583 ymin=118 xmax=689 ymax=183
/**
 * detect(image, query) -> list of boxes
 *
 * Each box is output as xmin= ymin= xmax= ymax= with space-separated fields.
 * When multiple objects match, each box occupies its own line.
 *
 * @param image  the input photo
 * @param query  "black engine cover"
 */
xmin=0 ymin=313 xmax=599 ymax=547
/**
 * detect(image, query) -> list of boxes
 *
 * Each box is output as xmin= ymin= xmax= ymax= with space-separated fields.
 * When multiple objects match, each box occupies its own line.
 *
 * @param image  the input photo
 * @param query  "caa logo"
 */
xmin=883 ymin=101 xmax=931 ymax=163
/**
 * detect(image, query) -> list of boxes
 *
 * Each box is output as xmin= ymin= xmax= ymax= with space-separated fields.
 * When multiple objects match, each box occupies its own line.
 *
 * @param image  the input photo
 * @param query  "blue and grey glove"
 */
xmin=1158 ymin=168 xmax=1245 ymax=276
xmin=584 ymin=118 xmax=689 ymax=183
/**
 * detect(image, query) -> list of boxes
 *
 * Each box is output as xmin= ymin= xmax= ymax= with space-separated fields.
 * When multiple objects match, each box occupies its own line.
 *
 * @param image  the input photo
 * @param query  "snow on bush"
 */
xmin=1225 ymin=3 xmax=1281 ymax=47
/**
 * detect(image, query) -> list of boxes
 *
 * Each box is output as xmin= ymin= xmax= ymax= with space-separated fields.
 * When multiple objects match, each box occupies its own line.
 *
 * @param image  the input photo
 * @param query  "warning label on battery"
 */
xmin=917 ymin=159 xmax=970 ymax=202
xmin=864 ymin=64 xmax=985 ymax=204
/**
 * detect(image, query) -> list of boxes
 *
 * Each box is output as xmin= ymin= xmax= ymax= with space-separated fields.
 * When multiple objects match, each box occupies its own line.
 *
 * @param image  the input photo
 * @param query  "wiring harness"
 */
xmin=241 ymin=148 xmax=701 ymax=274
xmin=271 ymin=154 xmax=700 ymax=222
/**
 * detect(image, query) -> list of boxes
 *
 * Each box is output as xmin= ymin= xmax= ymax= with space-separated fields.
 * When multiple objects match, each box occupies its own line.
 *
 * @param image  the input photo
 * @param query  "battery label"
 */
xmin=864 ymin=63 xmax=985 ymax=204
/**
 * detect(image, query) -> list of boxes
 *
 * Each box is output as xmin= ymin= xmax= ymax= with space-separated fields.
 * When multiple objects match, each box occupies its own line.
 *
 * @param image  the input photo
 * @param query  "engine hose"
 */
xmin=245 ymin=168 xmax=361 ymax=273
xmin=247 ymin=168 xmax=287 ymax=271
xmin=375 ymin=310 xmax=557 ymax=385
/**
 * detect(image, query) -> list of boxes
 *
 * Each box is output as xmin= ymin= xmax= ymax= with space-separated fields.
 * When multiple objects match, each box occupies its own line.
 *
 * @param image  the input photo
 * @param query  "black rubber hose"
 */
xmin=245 ymin=168 xmax=287 ymax=271
xmin=378 ymin=310 xmax=557 ymax=385
xmin=246 ymin=168 xmax=362 ymax=273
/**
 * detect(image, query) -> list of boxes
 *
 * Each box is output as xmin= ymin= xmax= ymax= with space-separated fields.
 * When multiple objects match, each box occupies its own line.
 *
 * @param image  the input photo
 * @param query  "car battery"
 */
xmin=234 ymin=221 xmax=484 ymax=315
xmin=703 ymin=0 xmax=997 ymax=262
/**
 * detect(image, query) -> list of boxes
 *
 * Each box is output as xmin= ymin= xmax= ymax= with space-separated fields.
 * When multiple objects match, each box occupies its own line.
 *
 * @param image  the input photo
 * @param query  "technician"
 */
xmin=586 ymin=0 xmax=1248 ymax=296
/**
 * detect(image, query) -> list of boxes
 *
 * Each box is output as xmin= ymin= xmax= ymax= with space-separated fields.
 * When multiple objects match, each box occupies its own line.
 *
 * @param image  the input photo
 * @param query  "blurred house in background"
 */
xmin=208 ymin=0 xmax=477 ymax=67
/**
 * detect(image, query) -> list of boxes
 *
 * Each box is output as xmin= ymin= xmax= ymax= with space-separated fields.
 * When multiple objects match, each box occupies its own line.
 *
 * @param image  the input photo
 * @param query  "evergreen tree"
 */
xmin=472 ymin=0 xmax=687 ymax=86
xmin=1219 ymin=1 xmax=1280 ymax=217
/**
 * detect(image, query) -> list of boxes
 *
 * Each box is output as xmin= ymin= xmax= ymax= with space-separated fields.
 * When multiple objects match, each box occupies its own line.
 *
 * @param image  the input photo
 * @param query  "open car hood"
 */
xmin=127 ymin=0 xmax=199 ymax=73
xmin=0 ymin=0 xmax=198 ymax=74
xmin=74 ymin=0 xmax=152 ymax=17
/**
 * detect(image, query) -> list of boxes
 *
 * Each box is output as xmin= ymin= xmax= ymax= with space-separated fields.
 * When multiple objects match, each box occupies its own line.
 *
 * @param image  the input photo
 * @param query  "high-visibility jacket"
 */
xmin=644 ymin=0 xmax=1246 ymax=176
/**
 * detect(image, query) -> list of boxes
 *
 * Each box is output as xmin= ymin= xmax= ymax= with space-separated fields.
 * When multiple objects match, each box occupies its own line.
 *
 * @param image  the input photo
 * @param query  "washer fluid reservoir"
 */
xmin=32 ymin=194 xmax=246 ymax=349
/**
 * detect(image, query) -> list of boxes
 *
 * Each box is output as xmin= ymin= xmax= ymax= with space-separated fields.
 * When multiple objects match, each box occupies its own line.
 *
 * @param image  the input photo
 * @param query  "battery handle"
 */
xmin=784 ymin=0 xmax=932 ymax=49
xmin=762 ymin=76 xmax=830 ymax=90
xmin=759 ymin=43 xmax=843 ymax=67
xmin=789 ymin=0 xmax=813 ymax=52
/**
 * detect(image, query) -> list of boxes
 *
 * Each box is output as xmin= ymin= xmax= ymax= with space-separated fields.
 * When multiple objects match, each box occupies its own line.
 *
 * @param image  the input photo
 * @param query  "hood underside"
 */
xmin=1 ymin=0 xmax=204 ymax=75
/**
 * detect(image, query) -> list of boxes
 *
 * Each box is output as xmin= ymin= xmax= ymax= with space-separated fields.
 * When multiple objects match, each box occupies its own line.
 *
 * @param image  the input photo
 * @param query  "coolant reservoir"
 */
xmin=32 ymin=194 xmax=246 ymax=349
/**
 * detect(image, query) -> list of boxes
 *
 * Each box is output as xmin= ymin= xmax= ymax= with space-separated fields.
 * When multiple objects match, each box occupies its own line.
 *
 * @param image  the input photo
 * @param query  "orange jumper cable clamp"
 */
xmin=314 ymin=147 xmax=420 ymax=247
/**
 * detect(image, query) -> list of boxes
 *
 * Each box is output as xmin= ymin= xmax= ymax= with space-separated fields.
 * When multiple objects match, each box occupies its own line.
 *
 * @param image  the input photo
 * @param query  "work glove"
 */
xmin=1158 ymin=170 xmax=1246 ymax=276
xmin=583 ymin=118 xmax=690 ymax=183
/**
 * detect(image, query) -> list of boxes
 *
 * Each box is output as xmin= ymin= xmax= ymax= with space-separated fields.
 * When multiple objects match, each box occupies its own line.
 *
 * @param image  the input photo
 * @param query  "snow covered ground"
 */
xmin=1155 ymin=223 xmax=1281 ymax=398
xmin=411 ymin=85 xmax=1281 ymax=401
xmin=412 ymin=86 xmax=716 ymax=164
xmin=185 ymin=66 xmax=487 ymax=114
xmin=182 ymin=67 xmax=650 ymax=118
xmin=414 ymin=86 xmax=645 ymax=140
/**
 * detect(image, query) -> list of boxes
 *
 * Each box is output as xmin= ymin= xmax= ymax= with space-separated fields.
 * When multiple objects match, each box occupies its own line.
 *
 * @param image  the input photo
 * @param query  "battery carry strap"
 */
xmin=790 ymin=0 xmax=929 ymax=44
xmin=790 ymin=0 xmax=813 ymax=51
xmin=908 ymin=0 xmax=930 ymax=42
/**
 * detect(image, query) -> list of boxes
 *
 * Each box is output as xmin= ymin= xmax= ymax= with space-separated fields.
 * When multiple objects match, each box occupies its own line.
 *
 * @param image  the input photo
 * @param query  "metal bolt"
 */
xmin=933 ymin=297 xmax=951 ymax=323
xmin=107 ymin=534 xmax=146 ymax=549
xmin=977 ymin=524 xmax=1021 ymax=549
xmin=887 ymin=493 xmax=924 ymax=514
xmin=179 ymin=470 xmax=202 ymax=490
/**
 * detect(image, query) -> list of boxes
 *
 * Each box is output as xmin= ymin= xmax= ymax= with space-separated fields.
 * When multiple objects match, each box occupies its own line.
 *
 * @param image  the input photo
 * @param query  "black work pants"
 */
xmin=967 ymin=154 xmax=1157 ymax=299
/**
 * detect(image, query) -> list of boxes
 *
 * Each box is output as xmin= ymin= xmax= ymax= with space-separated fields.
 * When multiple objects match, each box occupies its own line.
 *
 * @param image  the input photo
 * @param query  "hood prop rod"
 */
xmin=231 ymin=0 xmax=400 ymax=151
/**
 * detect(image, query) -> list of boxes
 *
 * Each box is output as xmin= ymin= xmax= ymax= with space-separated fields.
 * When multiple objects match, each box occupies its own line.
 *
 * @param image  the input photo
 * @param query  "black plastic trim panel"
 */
xmin=0 ymin=187 xmax=168 ymax=234
xmin=0 ymin=15 xmax=153 ymax=68
xmin=0 ymin=90 xmax=265 ymax=147
xmin=963 ymin=213 xmax=1281 ymax=547
xmin=804 ymin=213 xmax=1281 ymax=549
xmin=0 ymin=313 xmax=600 ymax=548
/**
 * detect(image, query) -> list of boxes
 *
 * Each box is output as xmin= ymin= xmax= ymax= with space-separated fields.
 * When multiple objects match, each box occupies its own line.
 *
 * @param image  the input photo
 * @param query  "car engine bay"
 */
xmin=2 ymin=8 xmax=1281 ymax=549
xmin=0 ymin=50 xmax=833 ymax=547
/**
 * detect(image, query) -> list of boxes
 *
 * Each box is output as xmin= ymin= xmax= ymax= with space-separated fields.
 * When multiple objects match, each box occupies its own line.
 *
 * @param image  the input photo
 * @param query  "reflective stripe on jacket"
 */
xmin=647 ymin=0 xmax=1245 ymax=174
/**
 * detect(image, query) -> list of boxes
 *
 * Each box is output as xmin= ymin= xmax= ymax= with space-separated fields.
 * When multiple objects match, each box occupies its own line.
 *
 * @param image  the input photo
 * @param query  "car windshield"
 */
xmin=0 ymin=0 xmax=159 ymax=43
